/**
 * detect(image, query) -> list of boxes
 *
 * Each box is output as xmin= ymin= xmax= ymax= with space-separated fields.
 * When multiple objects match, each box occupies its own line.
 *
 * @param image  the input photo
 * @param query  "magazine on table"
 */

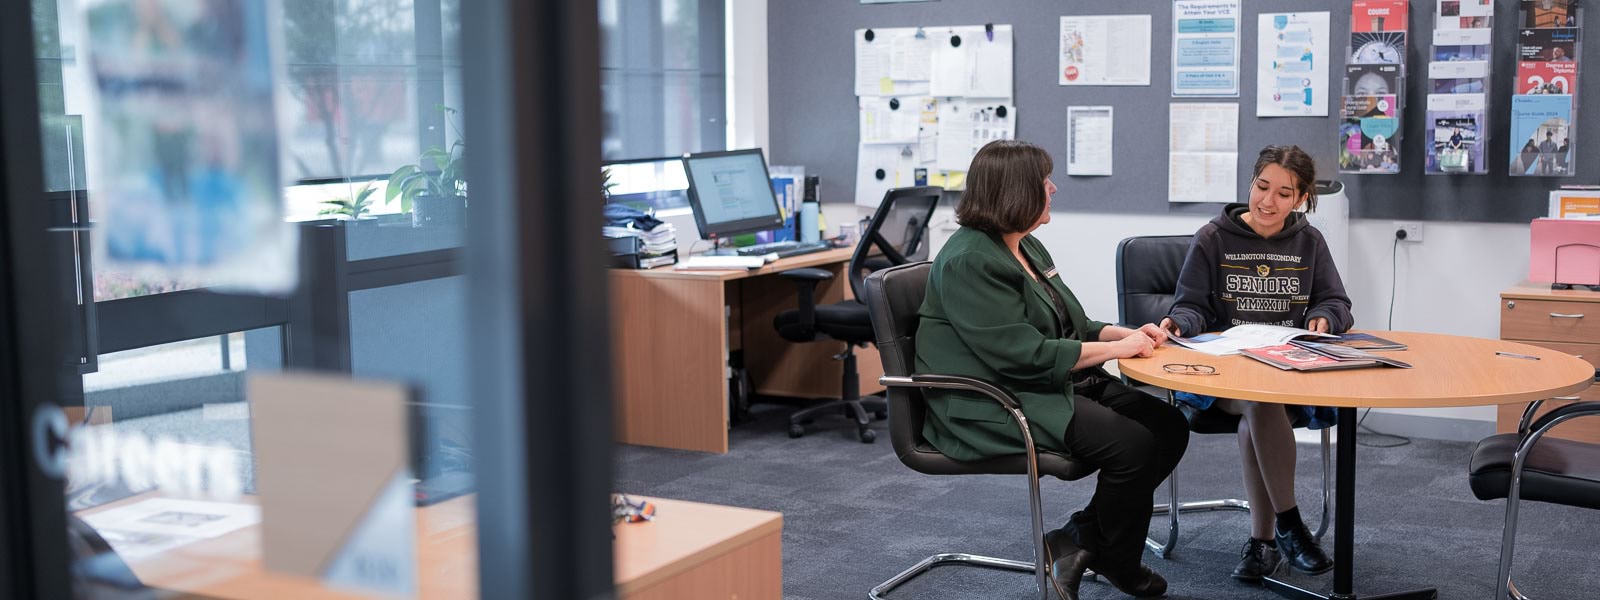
xmin=1168 ymin=324 xmax=1338 ymax=356
xmin=1324 ymin=332 xmax=1408 ymax=351
xmin=1239 ymin=340 xmax=1413 ymax=371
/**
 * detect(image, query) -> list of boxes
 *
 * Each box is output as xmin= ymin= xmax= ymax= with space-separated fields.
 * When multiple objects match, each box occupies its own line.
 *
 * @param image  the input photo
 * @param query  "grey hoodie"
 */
xmin=1166 ymin=203 xmax=1354 ymax=336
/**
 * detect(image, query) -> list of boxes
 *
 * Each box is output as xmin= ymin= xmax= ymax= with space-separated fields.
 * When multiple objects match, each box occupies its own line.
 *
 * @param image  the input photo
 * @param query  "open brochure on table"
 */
xmin=1168 ymin=324 xmax=1339 ymax=356
xmin=1240 ymin=340 xmax=1414 ymax=372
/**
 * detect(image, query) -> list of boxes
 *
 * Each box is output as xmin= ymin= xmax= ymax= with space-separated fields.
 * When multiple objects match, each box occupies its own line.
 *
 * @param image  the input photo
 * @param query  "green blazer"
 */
xmin=914 ymin=227 xmax=1108 ymax=461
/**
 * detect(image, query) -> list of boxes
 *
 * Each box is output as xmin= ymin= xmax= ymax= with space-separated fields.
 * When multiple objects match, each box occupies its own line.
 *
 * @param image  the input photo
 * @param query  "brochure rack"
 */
xmin=1340 ymin=0 xmax=1410 ymax=174
xmin=1424 ymin=0 xmax=1494 ymax=174
xmin=1509 ymin=0 xmax=1582 ymax=177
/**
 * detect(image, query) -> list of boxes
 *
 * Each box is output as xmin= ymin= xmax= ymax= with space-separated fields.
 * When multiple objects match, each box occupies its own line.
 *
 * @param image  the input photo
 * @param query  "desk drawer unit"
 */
xmin=1499 ymin=284 xmax=1600 ymax=443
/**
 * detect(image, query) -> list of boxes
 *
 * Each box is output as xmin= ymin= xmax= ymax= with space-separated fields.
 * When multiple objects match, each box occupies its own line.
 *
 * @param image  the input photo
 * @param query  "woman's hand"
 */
xmin=1114 ymin=331 xmax=1156 ymax=359
xmin=1158 ymin=317 xmax=1182 ymax=338
xmin=1307 ymin=317 xmax=1330 ymax=334
xmin=1137 ymin=323 xmax=1170 ymax=346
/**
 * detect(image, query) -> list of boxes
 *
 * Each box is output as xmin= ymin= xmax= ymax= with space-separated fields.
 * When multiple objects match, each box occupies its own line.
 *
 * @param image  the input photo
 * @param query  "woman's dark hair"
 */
xmin=955 ymin=140 xmax=1054 ymax=233
xmin=1252 ymin=145 xmax=1319 ymax=213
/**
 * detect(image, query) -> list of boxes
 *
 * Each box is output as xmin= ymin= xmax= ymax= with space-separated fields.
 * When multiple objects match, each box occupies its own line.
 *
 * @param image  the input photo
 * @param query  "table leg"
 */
xmin=1261 ymin=407 xmax=1436 ymax=600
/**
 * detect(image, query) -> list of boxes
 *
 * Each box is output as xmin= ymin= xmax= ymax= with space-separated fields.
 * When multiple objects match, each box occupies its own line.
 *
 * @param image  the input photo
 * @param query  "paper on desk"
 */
xmin=1168 ymin=102 xmax=1238 ymax=203
xmin=1067 ymin=106 xmax=1114 ymax=176
xmin=1255 ymin=12 xmax=1330 ymax=117
xmin=82 ymin=497 xmax=261 ymax=558
xmin=860 ymin=96 xmax=921 ymax=144
xmin=1170 ymin=324 xmax=1338 ymax=355
xmin=1059 ymin=15 xmax=1152 ymax=86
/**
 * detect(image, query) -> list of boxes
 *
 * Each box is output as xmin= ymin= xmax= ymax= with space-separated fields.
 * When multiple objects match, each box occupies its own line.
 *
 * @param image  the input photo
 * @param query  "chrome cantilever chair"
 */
xmin=1113 ymin=235 xmax=1330 ymax=557
xmin=1469 ymin=396 xmax=1600 ymax=600
xmin=861 ymin=261 xmax=1098 ymax=600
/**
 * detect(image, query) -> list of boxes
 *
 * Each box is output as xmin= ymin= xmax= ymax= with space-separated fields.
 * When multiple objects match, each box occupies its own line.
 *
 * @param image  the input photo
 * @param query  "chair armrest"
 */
xmin=880 ymin=374 xmax=1022 ymax=411
xmin=1518 ymin=399 xmax=1548 ymax=436
xmin=779 ymin=268 xmax=834 ymax=330
xmin=778 ymin=268 xmax=835 ymax=282
xmin=1527 ymin=401 xmax=1600 ymax=440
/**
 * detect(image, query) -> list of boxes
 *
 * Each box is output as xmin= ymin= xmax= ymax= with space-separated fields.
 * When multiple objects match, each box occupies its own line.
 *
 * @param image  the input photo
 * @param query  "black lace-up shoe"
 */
xmin=1232 ymin=538 xmax=1279 ymax=582
xmin=1275 ymin=522 xmax=1334 ymax=575
xmin=1043 ymin=527 xmax=1094 ymax=600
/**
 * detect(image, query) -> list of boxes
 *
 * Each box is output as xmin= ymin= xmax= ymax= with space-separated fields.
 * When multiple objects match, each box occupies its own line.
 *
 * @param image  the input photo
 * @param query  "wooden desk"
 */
xmin=1499 ymin=282 xmax=1600 ymax=442
xmin=1120 ymin=331 xmax=1593 ymax=600
xmin=609 ymin=247 xmax=885 ymax=453
xmin=83 ymin=494 xmax=781 ymax=600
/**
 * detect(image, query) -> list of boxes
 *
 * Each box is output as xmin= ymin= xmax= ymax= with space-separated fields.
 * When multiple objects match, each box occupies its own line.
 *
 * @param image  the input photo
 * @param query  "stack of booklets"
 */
xmin=1425 ymin=0 xmax=1494 ymax=174
xmin=604 ymin=223 xmax=678 ymax=269
xmin=1171 ymin=325 xmax=1409 ymax=355
xmin=1241 ymin=340 xmax=1413 ymax=371
xmin=1340 ymin=0 xmax=1409 ymax=174
xmin=1510 ymin=0 xmax=1580 ymax=177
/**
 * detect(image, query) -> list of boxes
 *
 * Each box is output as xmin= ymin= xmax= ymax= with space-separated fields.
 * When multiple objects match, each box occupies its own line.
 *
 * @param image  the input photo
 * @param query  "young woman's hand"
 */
xmin=1137 ymin=323 xmax=1170 ymax=346
xmin=1307 ymin=317 xmax=1330 ymax=333
xmin=1158 ymin=317 xmax=1182 ymax=338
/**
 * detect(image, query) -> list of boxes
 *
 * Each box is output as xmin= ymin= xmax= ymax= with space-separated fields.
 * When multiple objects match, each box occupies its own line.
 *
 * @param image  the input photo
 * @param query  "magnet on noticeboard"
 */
xmin=950 ymin=34 xmax=961 ymax=48
xmin=915 ymin=27 xmax=926 ymax=39
xmin=865 ymin=29 xmax=875 ymax=42
xmin=985 ymin=23 xmax=994 ymax=42
xmin=875 ymin=168 xmax=887 ymax=181
xmin=996 ymin=106 xmax=1008 ymax=118
xmin=889 ymin=98 xmax=900 ymax=110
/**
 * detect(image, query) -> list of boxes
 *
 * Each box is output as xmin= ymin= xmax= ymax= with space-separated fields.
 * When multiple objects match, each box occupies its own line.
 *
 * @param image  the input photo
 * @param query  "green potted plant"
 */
xmin=318 ymin=182 xmax=377 ymax=220
xmin=387 ymin=105 xmax=466 ymax=227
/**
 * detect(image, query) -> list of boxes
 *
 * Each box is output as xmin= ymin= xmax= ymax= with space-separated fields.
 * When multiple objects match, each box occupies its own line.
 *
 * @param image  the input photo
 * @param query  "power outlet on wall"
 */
xmin=1394 ymin=221 xmax=1423 ymax=243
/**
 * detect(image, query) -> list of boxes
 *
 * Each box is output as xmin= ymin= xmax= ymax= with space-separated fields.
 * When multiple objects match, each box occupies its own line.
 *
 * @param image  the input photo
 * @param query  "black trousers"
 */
xmin=1060 ymin=378 xmax=1190 ymax=575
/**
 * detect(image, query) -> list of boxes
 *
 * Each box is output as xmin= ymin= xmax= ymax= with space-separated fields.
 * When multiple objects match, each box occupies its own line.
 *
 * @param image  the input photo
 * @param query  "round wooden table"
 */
xmin=1119 ymin=331 xmax=1594 ymax=600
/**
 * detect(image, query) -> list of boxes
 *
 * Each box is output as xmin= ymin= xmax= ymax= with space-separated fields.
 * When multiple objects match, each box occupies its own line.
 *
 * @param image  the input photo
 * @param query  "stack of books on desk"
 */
xmin=605 ymin=223 xmax=678 ymax=269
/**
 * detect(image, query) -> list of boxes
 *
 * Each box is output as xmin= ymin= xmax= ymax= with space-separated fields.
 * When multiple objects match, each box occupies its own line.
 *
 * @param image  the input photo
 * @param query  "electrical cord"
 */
xmin=1359 ymin=234 xmax=1410 ymax=448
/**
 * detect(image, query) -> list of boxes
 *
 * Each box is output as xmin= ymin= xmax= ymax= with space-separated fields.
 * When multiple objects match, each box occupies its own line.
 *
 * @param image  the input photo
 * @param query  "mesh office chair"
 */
xmin=861 ymin=261 xmax=1098 ymax=600
xmin=1469 ymin=397 xmax=1600 ymax=599
xmin=1114 ymin=235 xmax=1330 ymax=557
xmin=773 ymin=186 xmax=942 ymax=443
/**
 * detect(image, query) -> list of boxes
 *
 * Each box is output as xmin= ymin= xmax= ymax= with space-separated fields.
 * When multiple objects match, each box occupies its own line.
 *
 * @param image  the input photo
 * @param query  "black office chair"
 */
xmin=862 ymin=261 xmax=1098 ymax=600
xmin=1114 ymin=235 xmax=1330 ymax=558
xmin=1469 ymin=397 xmax=1600 ymax=599
xmin=773 ymin=186 xmax=942 ymax=443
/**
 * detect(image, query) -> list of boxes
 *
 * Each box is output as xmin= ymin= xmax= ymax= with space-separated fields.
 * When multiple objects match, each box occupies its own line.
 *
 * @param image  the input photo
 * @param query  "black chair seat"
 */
xmin=1469 ymin=433 xmax=1600 ymax=510
xmin=1178 ymin=402 xmax=1312 ymax=435
xmin=902 ymin=441 xmax=1097 ymax=481
xmin=774 ymin=301 xmax=875 ymax=344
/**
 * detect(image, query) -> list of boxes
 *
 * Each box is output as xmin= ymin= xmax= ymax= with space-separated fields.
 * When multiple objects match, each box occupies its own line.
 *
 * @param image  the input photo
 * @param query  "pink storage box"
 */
xmin=1530 ymin=218 xmax=1600 ymax=287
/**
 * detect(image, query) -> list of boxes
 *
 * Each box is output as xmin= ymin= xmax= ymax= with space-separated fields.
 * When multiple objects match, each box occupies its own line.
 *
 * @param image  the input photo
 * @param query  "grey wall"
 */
xmin=769 ymin=0 xmax=1593 ymax=223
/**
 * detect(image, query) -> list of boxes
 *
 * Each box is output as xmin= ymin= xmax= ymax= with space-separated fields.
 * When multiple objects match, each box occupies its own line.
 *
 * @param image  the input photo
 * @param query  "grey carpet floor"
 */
xmin=615 ymin=402 xmax=1600 ymax=600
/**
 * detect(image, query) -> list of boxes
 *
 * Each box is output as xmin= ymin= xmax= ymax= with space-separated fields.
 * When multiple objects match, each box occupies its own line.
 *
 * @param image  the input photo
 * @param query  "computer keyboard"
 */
xmin=734 ymin=240 xmax=829 ymax=258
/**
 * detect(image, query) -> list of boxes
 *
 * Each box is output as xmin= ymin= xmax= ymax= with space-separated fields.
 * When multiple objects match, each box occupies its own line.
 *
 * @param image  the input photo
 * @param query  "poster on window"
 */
xmin=82 ymin=0 xmax=297 ymax=293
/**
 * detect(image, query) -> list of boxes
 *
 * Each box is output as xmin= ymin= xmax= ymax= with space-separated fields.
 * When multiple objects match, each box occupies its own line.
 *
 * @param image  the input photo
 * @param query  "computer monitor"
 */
xmin=603 ymin=156 xmax=692 ymax=217
xmin=682 ymin=149 xmax=785 ymax=246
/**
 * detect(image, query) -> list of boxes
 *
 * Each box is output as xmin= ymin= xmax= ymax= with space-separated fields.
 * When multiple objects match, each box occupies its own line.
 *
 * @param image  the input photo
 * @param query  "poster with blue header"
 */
xmin=1173 ymin=0 xmax=1242 ymax=97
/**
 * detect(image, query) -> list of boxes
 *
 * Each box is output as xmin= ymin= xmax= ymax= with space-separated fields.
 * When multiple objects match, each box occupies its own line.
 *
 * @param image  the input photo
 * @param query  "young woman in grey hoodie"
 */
xmin=1159 ymin=145 xmax=1353 ymax=585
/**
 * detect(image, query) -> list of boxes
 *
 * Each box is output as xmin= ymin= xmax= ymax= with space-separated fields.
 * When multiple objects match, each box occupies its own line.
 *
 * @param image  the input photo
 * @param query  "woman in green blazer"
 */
xmin=917 ymin=140 xmax=1189 ymax=600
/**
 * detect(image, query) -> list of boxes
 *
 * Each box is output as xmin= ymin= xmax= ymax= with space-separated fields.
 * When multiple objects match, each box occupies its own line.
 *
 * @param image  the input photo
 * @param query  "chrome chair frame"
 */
xmin=1144 ymin=389 xmax=1331 ymax=557
xmin=868 ymin=374 xmax=1093 ymax=600
xmin=1491 ymin=397 xmax=1600 ymax=600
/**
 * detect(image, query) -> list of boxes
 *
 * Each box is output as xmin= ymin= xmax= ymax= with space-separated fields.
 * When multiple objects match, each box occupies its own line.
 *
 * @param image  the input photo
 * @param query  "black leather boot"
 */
xmin=1043 ymin=528 xmax=1094 ymax=600
xmin=1275 ymin=521 xmax=1334 ymax=575
xmin=1097 ymin=562 xmax=1168 ymax=597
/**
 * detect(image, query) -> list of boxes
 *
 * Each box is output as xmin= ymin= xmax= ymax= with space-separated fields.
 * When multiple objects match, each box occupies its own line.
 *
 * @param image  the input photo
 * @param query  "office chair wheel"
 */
xmin=788 ymin=424 xmax=806 ymax=438
xmin=859 ymin=428 xmax=876 ymax=443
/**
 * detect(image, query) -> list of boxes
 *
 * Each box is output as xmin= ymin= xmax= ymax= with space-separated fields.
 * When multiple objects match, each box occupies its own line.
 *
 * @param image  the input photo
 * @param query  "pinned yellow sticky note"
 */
xmin=944 ymin=171 xmax=967 ymax=190
xmin=879 ymin=77 xmax=895 ymax=94
xmin=927 ymin=172 xmax=948 ymax=187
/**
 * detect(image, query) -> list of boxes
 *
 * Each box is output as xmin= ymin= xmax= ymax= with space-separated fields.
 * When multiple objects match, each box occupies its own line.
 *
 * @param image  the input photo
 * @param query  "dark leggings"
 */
xmin=1060 ymin=378 xmax=1190 ymax=575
